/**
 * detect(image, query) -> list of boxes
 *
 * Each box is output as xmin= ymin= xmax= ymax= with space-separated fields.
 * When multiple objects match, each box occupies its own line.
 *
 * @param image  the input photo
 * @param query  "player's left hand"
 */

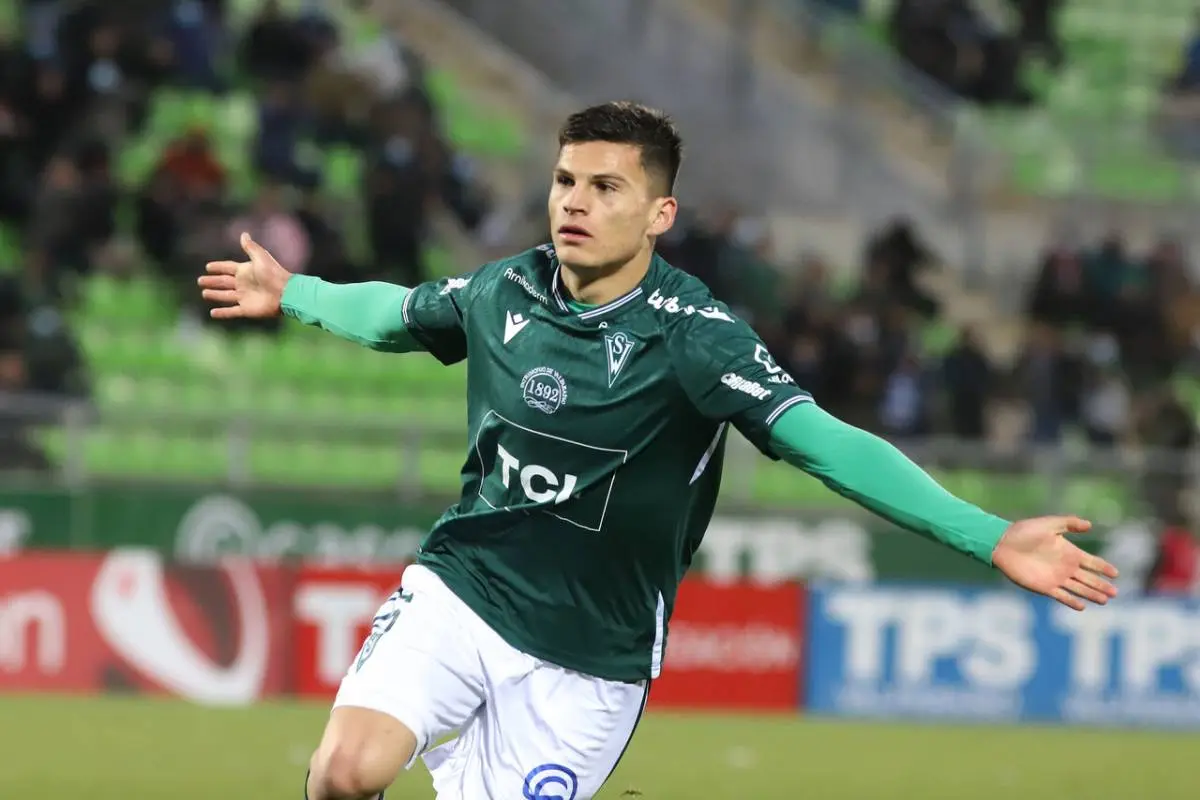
xmin=991 ymin=516 xmax=1119 ymax=611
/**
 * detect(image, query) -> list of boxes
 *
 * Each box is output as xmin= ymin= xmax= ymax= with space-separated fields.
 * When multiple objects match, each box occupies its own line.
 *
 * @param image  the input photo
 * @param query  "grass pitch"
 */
xmin=1 ymin=694 xmax=1197 ymax=799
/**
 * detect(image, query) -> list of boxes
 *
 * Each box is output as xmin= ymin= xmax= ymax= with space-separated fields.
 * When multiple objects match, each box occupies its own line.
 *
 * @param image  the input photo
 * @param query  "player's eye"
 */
xmin=596 ymin=182 xmax=615 ymax=193
xmin=555 ymin=175 xmax=573 ymax=187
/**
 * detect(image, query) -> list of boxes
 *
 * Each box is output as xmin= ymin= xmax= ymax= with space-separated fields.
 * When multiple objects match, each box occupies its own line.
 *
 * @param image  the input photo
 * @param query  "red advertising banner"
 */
xmin=292 ymin=565 xmax=405 ymax=697
xmin=2 ymin=553 xmax=805 ymax=713
xmin=0 ymin=550 xmax=291 ymax=703
xmin=0 ymin=552 xmax=103 ymax=692
xmin=649 ymin=578 xmax=805 ymax=711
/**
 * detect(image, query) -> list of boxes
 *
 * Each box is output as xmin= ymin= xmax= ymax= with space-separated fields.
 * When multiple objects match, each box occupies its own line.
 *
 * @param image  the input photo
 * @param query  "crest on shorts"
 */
xmin=354 ymin=589 xmax=411 ymax=672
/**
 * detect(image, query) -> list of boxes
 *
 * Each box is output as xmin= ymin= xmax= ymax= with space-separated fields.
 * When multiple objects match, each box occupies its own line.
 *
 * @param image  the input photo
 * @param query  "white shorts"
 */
xmin=333 ymin=564 xmax=650 ymax=800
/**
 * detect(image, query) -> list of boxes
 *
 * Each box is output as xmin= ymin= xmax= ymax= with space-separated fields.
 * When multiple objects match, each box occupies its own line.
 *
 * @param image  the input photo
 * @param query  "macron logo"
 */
xmin=504 ymin=311 xmax=530 ymax=344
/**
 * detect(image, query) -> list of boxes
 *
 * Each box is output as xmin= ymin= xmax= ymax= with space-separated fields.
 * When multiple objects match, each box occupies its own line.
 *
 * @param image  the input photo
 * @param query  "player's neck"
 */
xmin=559 ymin=249 xmax=652 ymax=307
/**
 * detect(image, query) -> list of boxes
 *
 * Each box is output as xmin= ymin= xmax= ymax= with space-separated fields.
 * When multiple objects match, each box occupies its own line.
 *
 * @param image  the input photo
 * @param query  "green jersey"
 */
xmin=401 ymin=245 xmax=812 ymax=681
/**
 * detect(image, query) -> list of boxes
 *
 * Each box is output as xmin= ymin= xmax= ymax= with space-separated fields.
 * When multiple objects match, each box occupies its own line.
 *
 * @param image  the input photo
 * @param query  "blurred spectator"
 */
xmin=363 ymin=95 xmax=490 ymax=285
xmin=888 ymin=0 xmax=1032 ymax=106
xmin=26 ymin=155 xmax=85 ymax=294
xmin=1147 ymin=523 xmax=1200 ymax=594
xmin=158 ymin=127 xmax=226 ymax=201
xmin=1008 ymin=0 xmax=1063 ymax=68
xmin=19 ymin=60 xmax=73 ymax=172
xmin=1014 ymin=324 xmax=1081 ymax=444
xmin=1027 ymin=244 xmax=1086 ymax=328
xmin=23 ymin=303 xmax=89 ymax=400
xmin=942 ymin=327 xmax=993 ymax=440
xmin=0 ymin=343 xmax=55 ymax=473
xmin=254 ymin=81 xmax=319 ymax=187
xmin=864 ymin=217 xmax=939 ymax=318
xmin=136 ymin=165 xmax=185 ymax=266
xmin=1136 ymin=387 xmax=1197 ymax=522
xmin=1146 ymin=237 xmax=1192 ymax=303
xmin=781 ymin=252 xmax=833 ymax=337
xmin=227 ymin=182 xmax=311 ymax=274
xmin=240 ymin=0 xmax=314 ymax=83
xmin=1079 ymin=362 xmax=1130 ymax=446
xmin=295 ymin=188 xmax=358 ymax=284
xmin=1166 ymin=10 xmax=1200 ymax=95
xmin=879 ymin=352 xmax=930 ymax=437
xmin=0 ymin=272 xmax=79 ymax=472
xmin=73 ymin=139 xmax=118 ymax=258
xmin=161 ymin=0 xmax=225 ymax=92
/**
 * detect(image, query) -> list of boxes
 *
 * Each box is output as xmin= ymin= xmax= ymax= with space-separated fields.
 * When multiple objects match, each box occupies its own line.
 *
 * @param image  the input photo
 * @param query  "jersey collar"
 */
xmin=548 ymin=253 xmax=660 ymax=322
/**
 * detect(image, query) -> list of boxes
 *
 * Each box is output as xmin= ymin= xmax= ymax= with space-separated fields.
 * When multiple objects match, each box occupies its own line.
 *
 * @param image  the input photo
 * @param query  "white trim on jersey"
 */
xmin=765 ymin=394 xmax=814 ymax=427
xmin=578 ymin=288 xmax=644 ymax=320
xmin=550 ymin=265 xmax=570 ymax=311
xmin=550 ymin=264 xmax=645 ymax=320
xmin=689 ymin=422 xmax=726 ymax=485
xmin=650 ymin=591 xmax=666 ymax=678
xmin=401 ymin=286 xmax=415 ymax=326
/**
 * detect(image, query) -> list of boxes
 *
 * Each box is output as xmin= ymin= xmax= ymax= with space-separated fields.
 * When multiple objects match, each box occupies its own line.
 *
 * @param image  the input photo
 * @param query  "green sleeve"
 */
xmin=767 ymin=403 xmax=1009 ymax=565
xmin=280 ymin=275 xmax=423 ymax=353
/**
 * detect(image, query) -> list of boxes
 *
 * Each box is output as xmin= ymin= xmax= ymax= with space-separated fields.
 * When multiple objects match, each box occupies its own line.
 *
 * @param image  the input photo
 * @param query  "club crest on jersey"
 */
xmin=521 ymin=367 xmax=568 ymax=414
xmin=604 ymin=332 xmax=637 ymax=387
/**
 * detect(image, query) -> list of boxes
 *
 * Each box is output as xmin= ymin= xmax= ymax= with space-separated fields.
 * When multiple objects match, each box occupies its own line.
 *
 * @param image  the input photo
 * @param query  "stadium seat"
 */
xmin=854 ymin=0 xmax=1196 ymax=201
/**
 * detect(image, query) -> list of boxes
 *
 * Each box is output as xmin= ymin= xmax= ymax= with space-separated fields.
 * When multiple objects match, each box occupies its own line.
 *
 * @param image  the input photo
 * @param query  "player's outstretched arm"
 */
xmin=199 ymin=232 xmax=423 ymax=353
xmin=767 ymin=403 xmax=1118 ymax=610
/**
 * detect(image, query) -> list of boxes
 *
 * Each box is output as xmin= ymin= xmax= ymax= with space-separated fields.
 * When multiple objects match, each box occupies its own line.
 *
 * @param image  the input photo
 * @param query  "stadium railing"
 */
xmin=4 ymin=391 xmax=1191 ymax=530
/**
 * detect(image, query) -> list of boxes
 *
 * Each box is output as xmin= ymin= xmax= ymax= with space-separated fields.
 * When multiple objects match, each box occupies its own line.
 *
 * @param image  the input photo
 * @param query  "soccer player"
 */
xmin=199 ymin=102 xmax=1118 ymax=800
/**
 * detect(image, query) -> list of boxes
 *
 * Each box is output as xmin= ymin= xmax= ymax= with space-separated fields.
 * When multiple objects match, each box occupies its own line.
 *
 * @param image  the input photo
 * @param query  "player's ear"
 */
xmin=648 ymin=196 xmax=677 ymax=238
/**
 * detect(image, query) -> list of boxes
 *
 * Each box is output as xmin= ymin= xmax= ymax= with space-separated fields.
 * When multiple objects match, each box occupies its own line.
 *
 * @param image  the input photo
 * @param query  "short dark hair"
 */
xmin=558 ymin=101 xmax=683 ymax=194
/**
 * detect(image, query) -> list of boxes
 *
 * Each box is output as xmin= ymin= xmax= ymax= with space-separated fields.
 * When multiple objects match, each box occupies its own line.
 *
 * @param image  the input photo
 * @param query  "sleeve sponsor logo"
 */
xmin=753 ymin=344 xmax=795 ymax=384
xmin=439 ymin=277 xmax=472 ymax=296
xmin=721 ymin=373 xmax=772 ymax=400
xmin=647 ymin=289 xmax=734 ymax=322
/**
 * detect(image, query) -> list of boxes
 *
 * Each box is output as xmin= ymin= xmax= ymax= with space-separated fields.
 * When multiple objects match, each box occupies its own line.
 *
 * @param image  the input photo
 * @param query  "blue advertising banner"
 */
xmin=806 ymin=584 xmax=1200 ymax=729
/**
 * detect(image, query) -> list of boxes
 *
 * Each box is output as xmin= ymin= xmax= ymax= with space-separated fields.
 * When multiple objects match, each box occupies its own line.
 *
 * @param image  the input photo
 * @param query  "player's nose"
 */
xmin=560 ymin=187 xmax=588 ymax=214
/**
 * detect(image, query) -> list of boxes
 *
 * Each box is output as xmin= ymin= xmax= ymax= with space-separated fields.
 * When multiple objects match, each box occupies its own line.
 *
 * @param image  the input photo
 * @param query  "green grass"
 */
xmin=1 ymin=694 xmax=1197 ymax=798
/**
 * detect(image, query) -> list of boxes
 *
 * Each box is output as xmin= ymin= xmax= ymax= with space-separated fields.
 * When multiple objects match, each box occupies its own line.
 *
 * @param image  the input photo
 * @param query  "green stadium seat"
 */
xmin=324 ymin=146 xmax=364 ymax=199
xmin=425 ymin=69 xmax=526 ymax=159
xmin=859 ymin=0 xmax=1196 ymax=201
xmin=0 ymin=223 xmax=19 ymax=271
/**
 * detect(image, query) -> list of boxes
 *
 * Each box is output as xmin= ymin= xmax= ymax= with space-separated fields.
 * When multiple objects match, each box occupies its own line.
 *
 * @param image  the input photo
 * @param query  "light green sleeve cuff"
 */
xmin=767 ymin=403 xmax=1009 ymax=565
xmin=280 ymin=276 xmax=423 ymax=353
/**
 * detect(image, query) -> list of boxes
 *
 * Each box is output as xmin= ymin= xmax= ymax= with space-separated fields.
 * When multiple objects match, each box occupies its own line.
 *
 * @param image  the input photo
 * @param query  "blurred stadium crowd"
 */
xmin=0 ymin=0 xmax=1197 ymax=491
xmin=656 ymin=214 xmax=1199 ymax=464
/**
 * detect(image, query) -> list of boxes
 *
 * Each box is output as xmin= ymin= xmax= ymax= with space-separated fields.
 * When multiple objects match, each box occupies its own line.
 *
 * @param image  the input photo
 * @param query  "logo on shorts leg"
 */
xmin=523 ymin=764 xmax=579 ymax=800
xmin=354 ymin=589 xmax=411 ymax=672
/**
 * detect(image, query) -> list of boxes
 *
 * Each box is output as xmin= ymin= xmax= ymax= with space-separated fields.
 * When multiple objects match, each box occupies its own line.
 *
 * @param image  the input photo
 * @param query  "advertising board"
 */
xmin=806 ymin=584 xmax=1200 ymax=729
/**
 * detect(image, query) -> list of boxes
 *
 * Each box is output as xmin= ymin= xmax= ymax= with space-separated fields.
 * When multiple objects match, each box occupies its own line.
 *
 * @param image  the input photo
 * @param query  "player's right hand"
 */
xmin=199 ymin=232 xmax=291 ymax=319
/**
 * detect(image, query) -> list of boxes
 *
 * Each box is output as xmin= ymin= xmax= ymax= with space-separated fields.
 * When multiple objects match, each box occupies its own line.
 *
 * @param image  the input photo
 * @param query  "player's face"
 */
xmin=549 ymin=142 xmax=676 ymax=270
